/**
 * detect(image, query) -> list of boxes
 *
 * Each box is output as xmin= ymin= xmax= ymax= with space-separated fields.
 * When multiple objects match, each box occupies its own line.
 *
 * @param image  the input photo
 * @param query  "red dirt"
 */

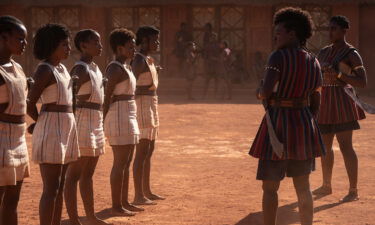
xmin=18 ymin=97 xmax=375 ymax=225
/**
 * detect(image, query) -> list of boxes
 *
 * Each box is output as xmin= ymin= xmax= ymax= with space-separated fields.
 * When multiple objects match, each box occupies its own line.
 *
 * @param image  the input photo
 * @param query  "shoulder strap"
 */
xmin=0 ymin=65 xmax=8 ymax=85
xmin=71 ymin=61 xmax=90 ymax=80
xmin=332 ymin=44 xmax=356 ymax=71
xmin=74 ymin=61 xmax=89 ymax=70
xmin=38 ymin=62 xmax=56 ymax=73
xmin=105 ymin=61 xmax=125 ymax=72
xmin=136 ymin=52 xmax=147 ymax=59
xmin=105 ymin=61 xmax=132 ymax=83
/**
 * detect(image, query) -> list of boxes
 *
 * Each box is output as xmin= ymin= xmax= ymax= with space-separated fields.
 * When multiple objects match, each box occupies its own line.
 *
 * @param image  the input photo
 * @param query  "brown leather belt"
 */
xmin=111 ymin=95 xmax=135 ymax=103
xmin=136 ymin=86 xmax=157 ymax=96
xmin=0 ymin=113 xmax=25 ymax=124
xmin=268 ymin=98 xmax=309 ymax=108
xmin=41 ymin=104 xmax=73 ymax=113
xmin=76 ymin=102 xmax=102 ymax=111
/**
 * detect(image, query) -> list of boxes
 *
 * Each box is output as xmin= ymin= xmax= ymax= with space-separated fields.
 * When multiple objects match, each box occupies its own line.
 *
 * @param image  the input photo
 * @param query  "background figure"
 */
xmin=202 ymin=23 xmax=220 ymax=99
xmin=253 ymin=51 xmax=266 ymax=82
xmin=182 ymin=41 xmax=198 ymax=100
xmin=173 ymin=22 xmax=193 ymax=75
xmin=217 ymin=40 xmax=233 ymax=100
xmin=231 ymin=52 xmax=250 ymax=85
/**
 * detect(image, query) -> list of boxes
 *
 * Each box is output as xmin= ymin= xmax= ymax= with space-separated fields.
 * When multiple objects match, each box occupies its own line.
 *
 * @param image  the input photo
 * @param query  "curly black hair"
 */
xmin=74 ymin=29 xmax=98 ymax=52
xmin=33 ymin=23 xmax=70 ymax=60
xmin=0 ymin=15 xmax=25 ymax=34
xmin=274 ymin=7 xmax=314 ymax=46
xmin=330 ymin=15 xmax=350 ymax=29
xmin=135 ymin=26 xmax=160 ymax=46
xmin=109 ymin=28 xmax=135 ymax=53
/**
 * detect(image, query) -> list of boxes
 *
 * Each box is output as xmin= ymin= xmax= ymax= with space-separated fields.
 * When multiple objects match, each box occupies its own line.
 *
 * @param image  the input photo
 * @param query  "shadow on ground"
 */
xmin=235 ymin=200 xmax=343 ymax=225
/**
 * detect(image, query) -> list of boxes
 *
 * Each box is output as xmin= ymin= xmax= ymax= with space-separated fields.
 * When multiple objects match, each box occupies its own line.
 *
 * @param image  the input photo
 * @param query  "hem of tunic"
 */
xmin=31 ymin=157 xmax=78 ymax=165
xmin=139 ymin=127 xmax=159 ymax=140
xmin=79 ymin=147 xmax=105 ymax=157
xmin=249 ymin=152 xmax=324 ymax=161
xmin=107 ymin=134 xmax=139 ymax=146
xmin=0 ymin=163 xmax=30 ymax=186
xmin=318 ymin=120 xmax=361 ymax=134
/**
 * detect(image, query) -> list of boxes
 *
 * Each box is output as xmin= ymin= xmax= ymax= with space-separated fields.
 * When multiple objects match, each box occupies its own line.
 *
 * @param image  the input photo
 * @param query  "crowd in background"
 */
xmin=173 ymin=22 xmax=262 ymax=100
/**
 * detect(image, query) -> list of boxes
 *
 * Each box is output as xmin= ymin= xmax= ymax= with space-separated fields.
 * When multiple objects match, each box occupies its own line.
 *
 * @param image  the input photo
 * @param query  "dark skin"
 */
xmin=27 ymin=38 xmax=72 ymax=225
xmin=27 ymin=38 xmax=71 ymax=121
xmin=64 ymin=32 xmax=111 ymax=225
xmin=103 ymin=38 xmax=143 ymax=216
xmin=256 ymin=23 xmax=317 ymax=225
xmin=218 ymin=42 xmax=232 ymax=100
xmin=0 ymin=181 xmax=23 ymax=225
xmin=184 ymin=43 xmax=197 ymax=100
xmin=313 ymin=21 xmax=367 ymax=202
xmin=0 ymin=25 xmax=27 ymax=111
xmin=0 ymin=24 xmax=27 ymax=225
xmin=132 ymin=33 xmax=165 ymax=206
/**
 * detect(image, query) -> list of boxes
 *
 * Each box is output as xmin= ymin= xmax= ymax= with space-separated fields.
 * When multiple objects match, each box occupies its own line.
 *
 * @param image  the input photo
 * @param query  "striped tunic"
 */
xmin=104 ymin=61 xmax=140 ymax=146
xmin=0 ymin=60 xmax=29 ymax=186
xmin=32 ymin=63 xmax=79 ymax=164
xmin=74 ymin=61 xmax=105 ymax=156
xmin=317 ymin=44 xmax=365 ymax=124
xmin=134 ymin=53 xmax=159 ymax=141
xmin=249 ymin=48 xmax=325 ymax=160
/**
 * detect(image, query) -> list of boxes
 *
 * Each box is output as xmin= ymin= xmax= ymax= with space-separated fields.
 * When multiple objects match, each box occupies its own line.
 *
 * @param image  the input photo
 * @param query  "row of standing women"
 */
xmin=0 ymin=15 xmax=164 ymax=225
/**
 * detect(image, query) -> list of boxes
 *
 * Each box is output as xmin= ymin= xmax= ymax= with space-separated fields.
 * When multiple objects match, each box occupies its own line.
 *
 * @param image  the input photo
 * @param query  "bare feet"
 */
xmin=340 ymin=190 xmax=359 ymax=203
xmin=146 ymin=193 xmax=166 ymax=201
xmin=123 ymin=203 xmax=145 ymax=212
xmin=133 ymin=197 xmax=157 ymax=205
xmin=87 ymin=216 xmax=112 ymax=225
xmin=312 ymin=186 xmax=332 ymax=196
xmin=111 ymin=207 xmax=136 ymax=217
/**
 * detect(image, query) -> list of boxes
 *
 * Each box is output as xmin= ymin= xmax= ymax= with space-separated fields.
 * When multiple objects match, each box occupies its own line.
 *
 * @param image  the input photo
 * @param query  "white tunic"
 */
xmin=104 ymin=61 xmax=140 ymax=146
xmin=0 ymin=60 xmax=29 ymax=186
xmin=74 ymin=61 xmax=105 ymax=157
xmin=135 ymin=53 xmax=159 ymax=140
xmin=32 ymin=62 xmax=79 ymax=164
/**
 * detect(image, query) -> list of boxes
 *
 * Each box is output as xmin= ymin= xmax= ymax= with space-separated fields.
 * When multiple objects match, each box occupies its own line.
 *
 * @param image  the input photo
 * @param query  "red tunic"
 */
xmin=249 ymin=48 xmax=325 ymax=160
xmin=317 ymin=44 xmax=366 ymax=125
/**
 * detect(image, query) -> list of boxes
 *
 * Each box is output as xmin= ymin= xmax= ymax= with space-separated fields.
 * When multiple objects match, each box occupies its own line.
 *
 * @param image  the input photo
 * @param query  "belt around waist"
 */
xmin=136 ymin=87 xmax=157 ymax=96
xmin=323 ymin=76 xmax=344 ymax=86
xmin=76 ymin=102 xmax=102 ymax=111
xmin=268 ymin=98 xmax=309 ymax=108
xmin=0 ymin=113 xmax=25 ymax=124
xmin=322 ymin=84 xmax=344 ymax=87
xmin=111 ymin=95 xmax=135 ymax=103
xmin=41 ymin=104 xmax=73 ymax=113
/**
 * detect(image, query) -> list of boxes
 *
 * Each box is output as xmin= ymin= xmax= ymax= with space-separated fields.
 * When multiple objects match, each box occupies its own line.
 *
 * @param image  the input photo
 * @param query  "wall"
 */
xmin=359 ymin=4 xmax=375 ymax=93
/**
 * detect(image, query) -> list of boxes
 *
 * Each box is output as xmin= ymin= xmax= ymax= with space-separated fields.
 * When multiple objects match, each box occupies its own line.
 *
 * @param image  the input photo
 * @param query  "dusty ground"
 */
xmin=18 ymin=96 xmax=375 ymax=225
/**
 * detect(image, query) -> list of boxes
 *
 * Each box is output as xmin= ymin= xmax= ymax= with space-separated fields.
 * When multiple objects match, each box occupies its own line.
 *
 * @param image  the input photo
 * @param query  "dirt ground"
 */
xmin=18 ymin=96 xmax=375 ymax=225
